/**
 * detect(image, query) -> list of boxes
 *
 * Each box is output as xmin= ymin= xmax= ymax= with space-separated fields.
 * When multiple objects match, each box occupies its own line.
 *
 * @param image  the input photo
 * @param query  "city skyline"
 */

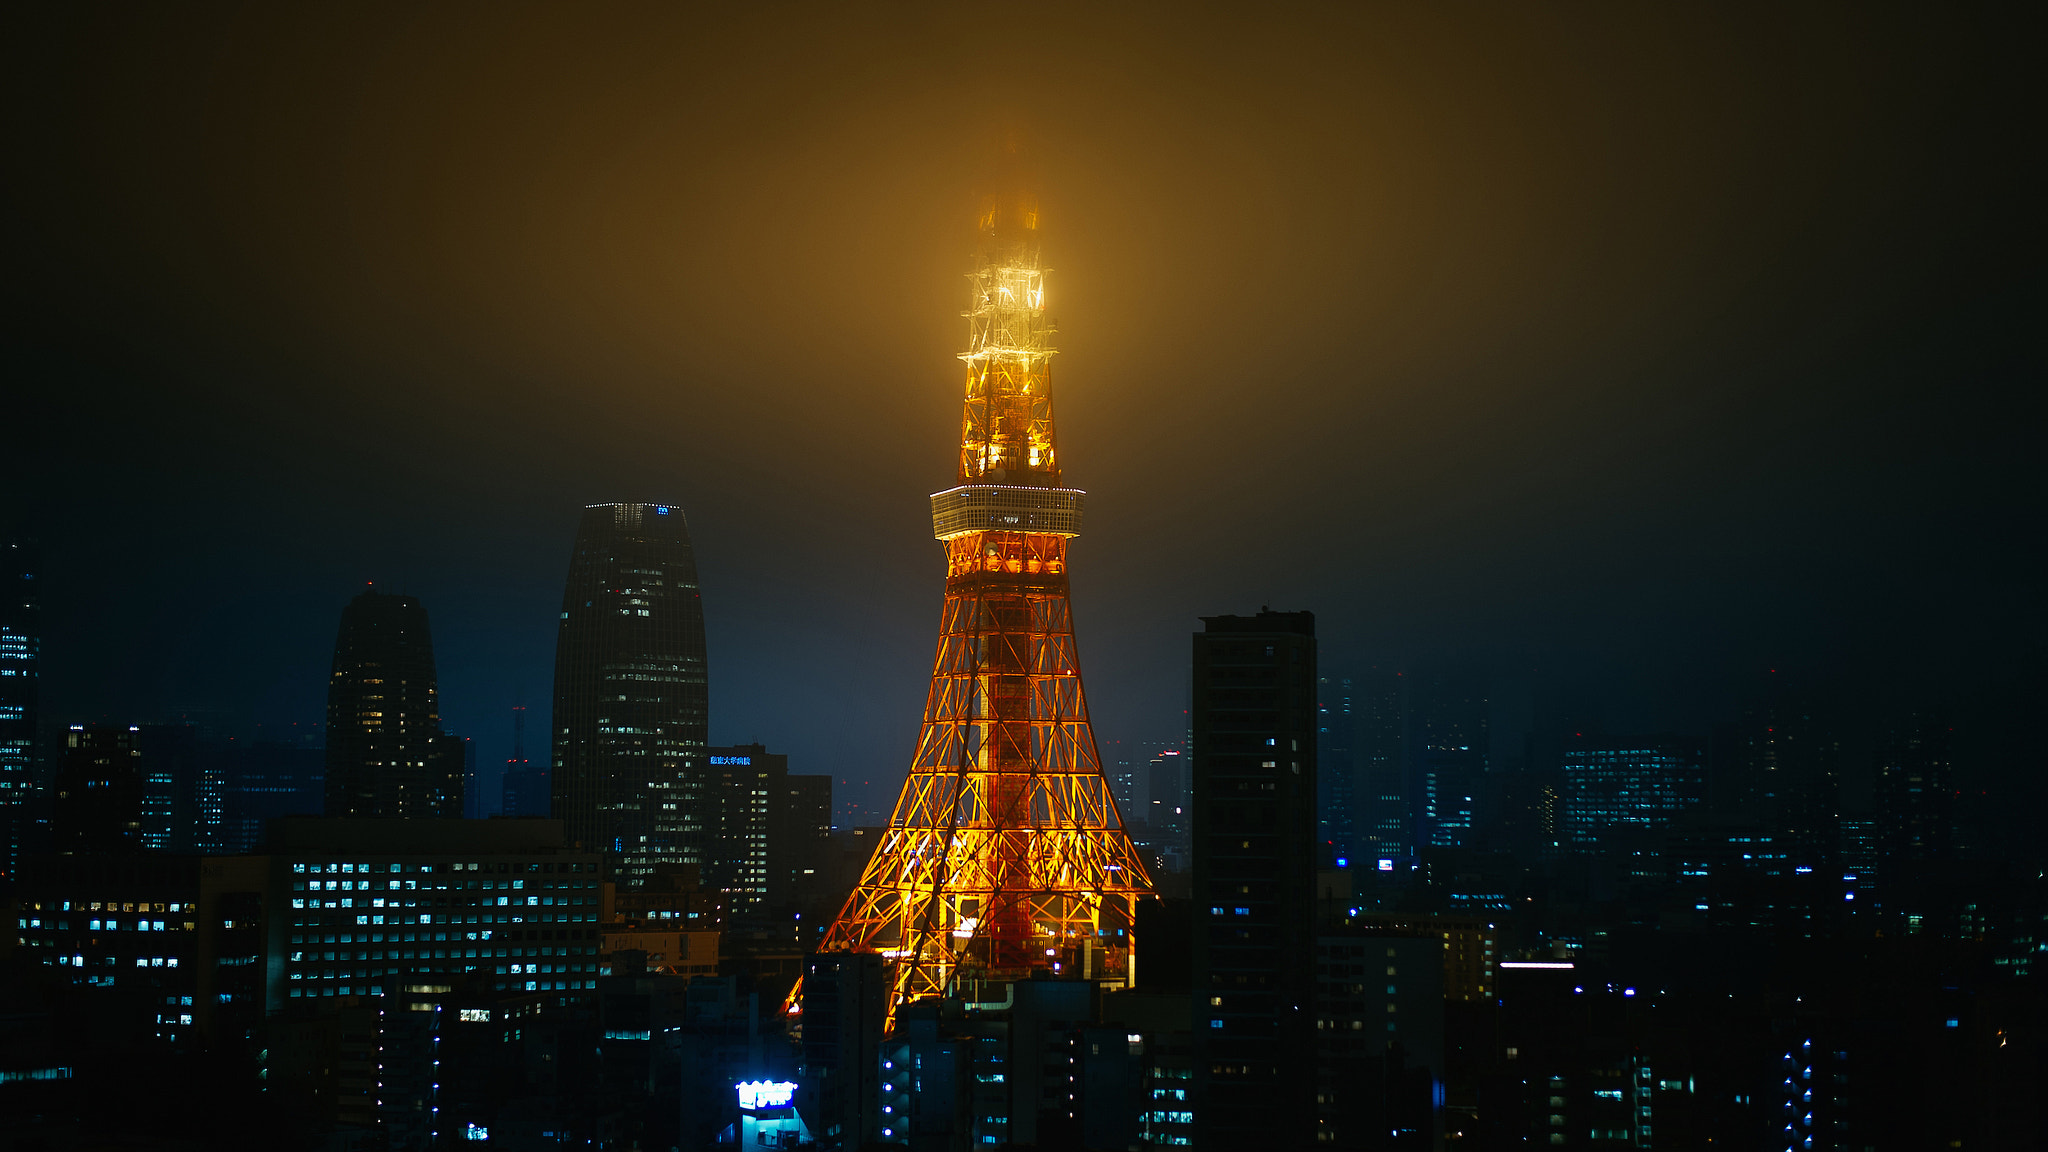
xmin=7 ymin=8 xmax=2038 ymax=854
xmin=1 ymin=7 xmax=2040 ymax=1146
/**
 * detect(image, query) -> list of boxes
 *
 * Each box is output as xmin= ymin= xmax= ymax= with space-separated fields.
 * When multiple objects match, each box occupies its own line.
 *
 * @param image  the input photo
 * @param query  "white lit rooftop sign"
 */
xmin=711 ymin=755 xmax=753 ymax=766
xmin=736 ymin=1080 xmax=797 ymax=1110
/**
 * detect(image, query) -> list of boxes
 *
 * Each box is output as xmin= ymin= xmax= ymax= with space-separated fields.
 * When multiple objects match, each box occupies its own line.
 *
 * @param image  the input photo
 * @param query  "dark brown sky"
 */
xmin=6 ymin=4 xmax=2040 ymax=833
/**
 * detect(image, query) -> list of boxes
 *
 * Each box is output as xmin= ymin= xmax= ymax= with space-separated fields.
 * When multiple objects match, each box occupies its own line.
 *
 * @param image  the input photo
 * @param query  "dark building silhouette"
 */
xmin=1740 ymin=695 xmax=1841 ymax=873
xmin=223 ymin=740 xmax=325 ymax=854
xmin=1314 ymin=928 xmax=1445 ymax=1148
xmin=1 ymin=538 xmax=41 ymax=886
xmin=1356 ymin=666 xmax=1409 ymax=864
xmin=771 ymin=769 xmax=833 ymax=914
xmin=550 ymin=502 xmax=708 ymax=878
xmin=1559 ymin=736 xmax=1705 ymax=865
xmin=135 ymin=723 xmax=218 ymax=853
xmin=1317 ymin=674 xmax=1357 ymax=864
xmin=322 ymin=588 xmax=459 ymax=819
xmin=704 ymin=744 xmax=784 ymax=908
xmin=1877 ymin=715 xmax=1954 ymax=863
xmin=797 ymin=951 xmax=888 ymax=1150
xmin=54 ymin=724 xmax=146 ymax=853
xmin=1146 ymin=748 xmax=1188 ymax=868
xmin=1411 ymin=665 xmax=1489 ymax=850
xmin=1190 ymin=609 xmax=1318 ymax=1150
xmin=499 ymin=703 xmax=550 ymax=817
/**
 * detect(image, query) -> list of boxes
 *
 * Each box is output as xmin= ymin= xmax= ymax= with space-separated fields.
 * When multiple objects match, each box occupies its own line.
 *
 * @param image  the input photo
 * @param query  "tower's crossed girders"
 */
xmin=808 ymin=196 xmax=1154 ymax=1022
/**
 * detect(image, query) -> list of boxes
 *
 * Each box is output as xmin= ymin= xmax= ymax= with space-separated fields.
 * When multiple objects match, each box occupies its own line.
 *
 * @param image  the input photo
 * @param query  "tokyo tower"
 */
xmin=810 ymin=192 xmax=1154 ymax=1016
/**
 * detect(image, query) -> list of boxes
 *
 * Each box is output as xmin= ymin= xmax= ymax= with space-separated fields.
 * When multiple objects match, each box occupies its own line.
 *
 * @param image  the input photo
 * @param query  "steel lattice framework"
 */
xmin=808 ymin=195 xmax=1154 ymax=1021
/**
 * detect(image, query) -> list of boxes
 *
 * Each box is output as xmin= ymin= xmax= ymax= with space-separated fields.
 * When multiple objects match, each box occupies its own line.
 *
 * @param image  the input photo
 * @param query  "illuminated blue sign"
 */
xmin=736 ymin=1080 xmax=797 ymax=1110
xmin=710 ymin=755 xmax=752 ymax=766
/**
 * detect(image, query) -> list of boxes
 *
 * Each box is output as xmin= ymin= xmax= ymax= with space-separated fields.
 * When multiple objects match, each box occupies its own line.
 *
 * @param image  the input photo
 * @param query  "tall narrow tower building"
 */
xmin=1 ymin=539 xmax=40 ymax=884
xmin=550 ymin=502 xmax=709 ymax=878
xmin=324 ymin=588 xmax=459 ymax=819
xmin=812 ymin=193 xmax=1152 ymax=1015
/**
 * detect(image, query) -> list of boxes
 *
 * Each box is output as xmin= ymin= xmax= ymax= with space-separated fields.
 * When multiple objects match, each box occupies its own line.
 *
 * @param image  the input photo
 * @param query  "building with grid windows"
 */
xmin=551 ymin=502 xmax=709 ymax=879
xmin=1190 ymin=610 xmax=1319 ymax=1151
xmin=53 ymin=725 xmax=146 ymax=853
xmin=1 ymin=538 xmax=39 ymax=888
xmin=8 ymin=854 xmax=205 ymax=1043
xmin=323 ymin=589 xmax=460 ymax=819
xmin=268 ymin=818 xmax=601 ymax=1008
xmin=1559 ymin=737 xmax=1705 ymax=852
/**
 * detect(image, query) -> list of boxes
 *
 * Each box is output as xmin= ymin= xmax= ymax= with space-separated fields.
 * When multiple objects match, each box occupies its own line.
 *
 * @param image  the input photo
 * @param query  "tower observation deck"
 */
xmin=809 ymin=194 xmax=1154 ymax=1018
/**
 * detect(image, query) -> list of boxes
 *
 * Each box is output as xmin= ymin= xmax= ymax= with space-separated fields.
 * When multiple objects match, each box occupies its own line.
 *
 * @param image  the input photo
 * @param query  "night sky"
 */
xmin=5 ymin=7 xmax=2040 ymax=843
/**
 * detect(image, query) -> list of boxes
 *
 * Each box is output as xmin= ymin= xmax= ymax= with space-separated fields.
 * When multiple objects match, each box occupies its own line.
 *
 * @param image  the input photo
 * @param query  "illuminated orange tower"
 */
xmin=811 ymin=194 xmax=1153 ymax=1017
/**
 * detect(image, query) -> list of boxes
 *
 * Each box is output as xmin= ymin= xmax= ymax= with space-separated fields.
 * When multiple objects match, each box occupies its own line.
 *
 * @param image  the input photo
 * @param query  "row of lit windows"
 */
xmin=293 ymin=860 xmax=593 ymax=875
xmin=21 ymin=917 xmax=189 ymax=932
xmin=290 ymin=942 xmax=592 ymax=963
xmin=23 ymin=901 xmax=187 ymax=913
xmin=50 ymin=954 xmax=179 ymax=968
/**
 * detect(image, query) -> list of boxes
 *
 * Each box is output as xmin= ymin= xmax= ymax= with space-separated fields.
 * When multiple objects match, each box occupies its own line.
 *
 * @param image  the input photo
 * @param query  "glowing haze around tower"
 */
xmin=810 ymin=194 xmax=1155 ymax=1020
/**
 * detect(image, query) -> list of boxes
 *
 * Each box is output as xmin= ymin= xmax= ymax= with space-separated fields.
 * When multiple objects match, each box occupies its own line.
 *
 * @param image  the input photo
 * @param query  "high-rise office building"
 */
xmin=323 ymin=589 xmax=459 ymax=819
xmin=1316 ymin=675 xmax=1356 ymax=864
xmin=136 ymin=723 xmax=220 ymax=854
xmin=1190 ymin=609 xmax=1318 ymax=1151
xmin=771 ymin=770 xmax=833 ymax=913
xmin=1147 ymin=749 xmax=1188 ymax=863
xmin=1876 ymin=715 xmax=1953 ymax=863
xmin=704 ymin=744 xmax=784 ymax=909
xmin=1356 ymin=667 xmax=1408 ymax=863
xmin=1411 ymin=667 xmax=1488 ymax=850
xmin=1107 ymin=740 xmax=1141 ymax=814
xmin=1313 ymin=929 xmax=1445 ymax=1146
xmin=54 ymin=725 xmax=146 ymax=853
xmin=1 ymin=538 xmax=40 ymax=886
xmin=1559 ymin=737 xmax=1705 ymax=851
xmin=550 ymin=502 xmax=709 ymax=877
xmin=1738 ymin=695 xmax=1840 ymax=872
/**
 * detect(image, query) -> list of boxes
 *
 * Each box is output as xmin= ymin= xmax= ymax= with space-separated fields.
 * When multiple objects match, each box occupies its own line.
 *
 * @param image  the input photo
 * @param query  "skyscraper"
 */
xmin=704 ymin=744 xmax=786 ymax=909
xmin=1190 ymin=609 xmax=1318 ymax=1151
xmin=1411 ymin=666 xmax=1488 ymax=850
xmin=54 ymin=724 xmax=146 ymax=853
xmin=1316 ymin=674 xmax=1356 ymax=864
xmin=1 ymin=539 xmax=41 ymax=885
xmin=1559 ymin=736 xmax=1705 ymax=854
xmin=1876 ymin=715 xmax=1953 ymax=863
xmin=550 ymin=502 xmax=709 ymax=877
xmin=1740 ymin=694 xmax=1840 ymax=872
xmin=323 ymin=588 xmax=459 ymax=819
xmin=809 ymin=192 xmax=1152 ymax=1017
xmin=1356 ymin=667 xmax=1408 ymax=863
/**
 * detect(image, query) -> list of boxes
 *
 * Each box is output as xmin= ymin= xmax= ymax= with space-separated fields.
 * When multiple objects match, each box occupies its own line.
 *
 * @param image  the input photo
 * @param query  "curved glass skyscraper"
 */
xmin=550 ymin=502 xmax=708 ymax=878
xmin=324 ymin=588 xmax=461 ymax=819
